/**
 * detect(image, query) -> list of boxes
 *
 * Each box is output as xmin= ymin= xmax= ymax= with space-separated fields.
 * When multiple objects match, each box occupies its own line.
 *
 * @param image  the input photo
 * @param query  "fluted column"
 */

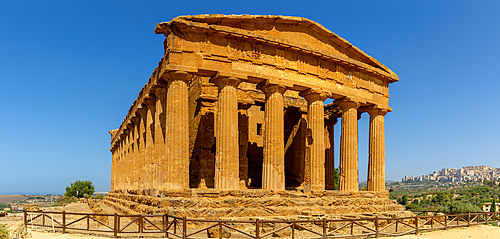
xmin=131 ymin=123 xmax=139 ymax=190
xmin=111 ymin=146 xmax=116 ymax=191
xmin=214 ymin=77 xmax=241 ymax=189
xmin=117 ymin=140 xmax=122 ymax=191
xmin=338 ymin=99 xmax=360 ymax=191
xmin=137 ymin=110 xmax=147 ymax=190
xmin=119 ymin=138 xmax=125 ymax=191
xmin=164 ymin=71 xmax=193 ymax=189
xmin=259 ymin=83 xmax=287 ymax=190
xmin=301 ymin=90 xmax=327 ymax=192
xmin=367 ymin=106 xmax=388 ymax=191
xmin=154 ymin=87 xmax=166 ymax=190
xmin=144 ymin=100 xmax=156 ymax=190
xmin=124 ymin=130 xmax=131 ymax=189
xmin=325 ymin=118 xmax=338 ymax=190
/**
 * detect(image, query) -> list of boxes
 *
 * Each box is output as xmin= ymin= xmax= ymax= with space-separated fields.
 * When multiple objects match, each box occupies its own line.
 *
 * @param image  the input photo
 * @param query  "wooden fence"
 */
xmin=24 ymin=210 xmax=500 ymax=238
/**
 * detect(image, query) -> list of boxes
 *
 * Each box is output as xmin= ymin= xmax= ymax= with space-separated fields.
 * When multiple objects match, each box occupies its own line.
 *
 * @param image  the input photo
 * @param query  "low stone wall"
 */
xmin=6 ymin=221 xmax=31 ymax=239
xmin=87 ymin=199 xmax=108 ymax=226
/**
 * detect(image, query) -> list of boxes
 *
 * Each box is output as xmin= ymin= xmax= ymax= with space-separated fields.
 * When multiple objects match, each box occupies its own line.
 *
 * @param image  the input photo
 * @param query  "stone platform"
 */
xmin=103 ymin=189 xmax=410 ymax=220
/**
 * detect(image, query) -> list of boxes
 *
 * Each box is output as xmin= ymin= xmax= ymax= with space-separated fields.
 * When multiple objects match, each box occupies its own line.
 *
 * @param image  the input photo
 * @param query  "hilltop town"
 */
xmin=403 ymin=165 xmax=500 ymax=183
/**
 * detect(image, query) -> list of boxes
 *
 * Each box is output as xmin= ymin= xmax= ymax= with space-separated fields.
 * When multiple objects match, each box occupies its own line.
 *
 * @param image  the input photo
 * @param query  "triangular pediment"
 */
xmin=156 ymin=14 xmax=398 ymax=82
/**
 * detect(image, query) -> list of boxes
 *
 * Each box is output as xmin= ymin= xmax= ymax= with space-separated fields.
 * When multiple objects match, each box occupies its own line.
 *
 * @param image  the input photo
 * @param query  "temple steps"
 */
xmin=104 ymin=189 xmax=408 ymax=219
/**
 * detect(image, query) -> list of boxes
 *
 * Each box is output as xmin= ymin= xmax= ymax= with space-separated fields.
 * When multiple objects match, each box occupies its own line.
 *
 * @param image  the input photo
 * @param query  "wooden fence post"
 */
xmin=219 ymin=221 xmax=222 ymax=239
xmin=256 ymin=219 xmax=260 ymax=239
xmin=444 ymin=213 xmax=448 ymax=230
xmin=164 ymin=214 xmax=168 ymax=238
xmin=467 ymin=213 xmax=470 ymax=227
xmin=183 ymin=216 xmax=187 ymax=239
xmin=375 ymin=216 xmax=379 ymax=238
xmin=323 ymin=218 xmax=327 ymax=239
xmin=140 ymin=215 xmax=144 ymax=233
xmin=113 ymin=213 xmax=118 ymax=239
xmin=415 ymin=215 xmax=419 ymax=235
xmin=23 ymin=211 xmax=27 ymax=227
xmin=166 ymin=215 xmax=169 ymax=238
xmin=62 ymin=211 xmax=66 ymax=234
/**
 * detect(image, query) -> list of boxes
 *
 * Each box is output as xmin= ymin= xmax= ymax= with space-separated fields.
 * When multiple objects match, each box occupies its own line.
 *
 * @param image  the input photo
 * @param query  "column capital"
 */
xmin=165 ymin=71 xmax=194 ymax=83
xmin=130 ymin=116 xmax=140 ymax=125
xmin=300 ymin=89 xmax=328 ymax=103
xmin=136 ymin=105 xmax=148 ymax=118
xmin=144 ymin=96 xmax=156 ymax=106
xmin=256 ymin=81 xmax=288 ymax=95
xmin=212 ymin=76 xmax=241 ymax=89
xmin=335 ymin=97 xmax=361 ymax=111
xmin=153 ymin=86 xmax=167 ymax=95
xmin=367 ymin=104 xmax=391 ymax=116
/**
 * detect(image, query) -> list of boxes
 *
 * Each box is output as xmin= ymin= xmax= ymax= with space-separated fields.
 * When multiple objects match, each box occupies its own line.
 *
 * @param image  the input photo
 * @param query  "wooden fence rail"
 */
xmin=24 ymin=210 xmax=500 ymax=239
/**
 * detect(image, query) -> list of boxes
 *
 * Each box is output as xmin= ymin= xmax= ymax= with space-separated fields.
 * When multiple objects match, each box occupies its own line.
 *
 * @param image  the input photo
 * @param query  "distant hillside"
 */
xmin=403 ymin=165 xmax=500 ymax=183
xmin=0 ymin=195 xmax=28 ymax=203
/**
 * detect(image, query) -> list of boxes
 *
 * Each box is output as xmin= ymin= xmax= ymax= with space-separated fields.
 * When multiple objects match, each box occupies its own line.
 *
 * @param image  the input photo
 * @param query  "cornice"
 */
xmin=155 ymin=15 xmax=399 ymax=82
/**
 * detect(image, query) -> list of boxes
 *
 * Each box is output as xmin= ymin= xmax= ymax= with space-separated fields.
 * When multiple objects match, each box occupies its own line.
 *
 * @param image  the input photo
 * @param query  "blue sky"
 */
xmin=1 ymin=1 xmax=499 ymax=194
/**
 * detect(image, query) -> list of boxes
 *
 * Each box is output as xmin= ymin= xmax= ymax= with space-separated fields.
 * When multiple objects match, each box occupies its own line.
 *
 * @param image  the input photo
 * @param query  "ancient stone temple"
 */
xmin=105 ymin=15 xmax=406 ymax=219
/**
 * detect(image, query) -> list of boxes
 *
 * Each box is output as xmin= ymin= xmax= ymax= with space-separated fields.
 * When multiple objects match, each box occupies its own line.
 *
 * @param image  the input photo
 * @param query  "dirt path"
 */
xmin=27 ymin=225 xmax=500 ymax=238
xmin=30 ymin=231 xmax=110 ymax=239
xmin=395 ymin=224 xmax=500 ymax=239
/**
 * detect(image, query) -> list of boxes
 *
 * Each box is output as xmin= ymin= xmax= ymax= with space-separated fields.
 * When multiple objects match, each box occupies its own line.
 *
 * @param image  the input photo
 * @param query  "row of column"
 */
xmin=111 ymin=70 xmax=387 ymax=192
xmin=112 ymin=71 xmax=193 ymax=191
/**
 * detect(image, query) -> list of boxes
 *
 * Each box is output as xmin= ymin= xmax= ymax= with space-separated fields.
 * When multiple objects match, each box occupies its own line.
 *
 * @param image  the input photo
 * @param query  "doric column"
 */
xmin=338 ymin=99 xmax=360 ymax=191
xmin=119 ymin=138 xmax=125 ymax=191
xmin=154 ymin=87 xmax=166 ymax=190
xmin=213 ymin=76 xmax=241 ymax=189
xmin=131 ymin=122 xmax=139 ymax=190
xmin=258 ymin=83 xmax=287 ymax=190
xmin=325 ymin=118 xmax=338 ymax=190
xmin=367 ymin=106 xmax=388 ymax=191
xmin=124 ymin=129 xmax=131 ymax=190
xmin=164 ymin=71 xmax=193 ymax=189
xmin=300 ymin=89 xmax=328 ymax=192
xmin=117 ymin=140 xmax=122 ymax=191
xmin=111 ymin=146 xmax=116 ymax=191
xmin=144 ymin=99 xmax=156 ymax=190
xmin=137 ymin=110 xmax=146 ymax=191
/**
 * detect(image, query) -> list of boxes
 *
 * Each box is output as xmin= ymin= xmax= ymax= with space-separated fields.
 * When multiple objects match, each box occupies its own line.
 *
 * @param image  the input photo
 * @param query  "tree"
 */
xmin=437 ymin=201 xmax=481 ymax=213
xmin=405 ymin=203 xmax=418 ymax=211
xmin=334 ymin=167 xmax=340 ymax=190
xmin=64 ymin=180 xmax=95 ymax=198
xmin=491 ymin=198 xmax=497 ymax=212
xmin=432 ymin=191 xmax=449 ymax=205
xmin=398 ymin=195 xmax=409 ymax=206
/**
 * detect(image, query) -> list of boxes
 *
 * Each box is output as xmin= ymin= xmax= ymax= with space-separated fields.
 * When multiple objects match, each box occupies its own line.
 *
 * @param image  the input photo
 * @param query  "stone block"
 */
xmin=207 ymin=226 xmax=231 ymax=238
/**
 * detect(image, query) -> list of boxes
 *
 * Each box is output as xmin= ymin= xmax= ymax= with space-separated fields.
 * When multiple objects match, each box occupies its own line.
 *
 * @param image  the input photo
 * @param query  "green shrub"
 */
xmin=58 ymin=195 xmax=78 ymax=206
xmin=0 ymin=224 xmax=8 ymax=239
xmin=437 ymin=201 xmax=482 ymax=213
xmin=405 ymin=203 xmax=419 ymax=211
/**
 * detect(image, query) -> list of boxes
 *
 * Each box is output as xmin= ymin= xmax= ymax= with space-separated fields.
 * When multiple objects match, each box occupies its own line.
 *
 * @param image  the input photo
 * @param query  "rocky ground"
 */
xmin=3 ymin=201 xmax=500 ymax=238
